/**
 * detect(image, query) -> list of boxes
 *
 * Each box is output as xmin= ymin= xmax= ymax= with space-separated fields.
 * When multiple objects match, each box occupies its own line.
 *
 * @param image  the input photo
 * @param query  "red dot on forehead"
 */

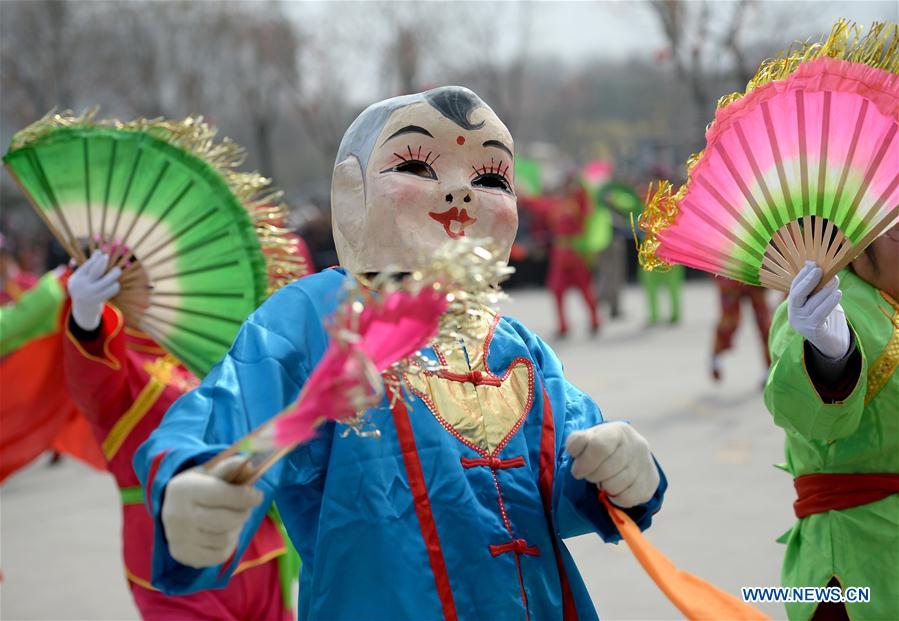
xmin=456 ymin=136 xmax=465 ymax=145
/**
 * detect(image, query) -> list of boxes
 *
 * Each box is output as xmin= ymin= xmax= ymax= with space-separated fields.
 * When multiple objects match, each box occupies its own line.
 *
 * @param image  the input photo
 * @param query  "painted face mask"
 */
xmin=331 ymin=86 xmax=518 ymax=275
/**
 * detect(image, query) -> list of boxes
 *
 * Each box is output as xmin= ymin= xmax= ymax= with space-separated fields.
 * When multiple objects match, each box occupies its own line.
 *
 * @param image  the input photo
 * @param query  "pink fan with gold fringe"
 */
xmin=204 ymin=239 xmax=514 ymax=485
xmin=271 ymin=287 xmax=448 ymax=448
xmin=640 ymin=21 xmax=899 ymax=292
xmin=206 ymin=285 xmax=447 ymax=485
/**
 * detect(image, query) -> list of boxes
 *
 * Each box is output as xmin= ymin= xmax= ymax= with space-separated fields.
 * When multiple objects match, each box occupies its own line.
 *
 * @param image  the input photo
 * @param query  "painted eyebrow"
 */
xmin=380 ymin=125 xmax=434 ymax=145
xmin=482 ymin=140 xmax=513 ymax=158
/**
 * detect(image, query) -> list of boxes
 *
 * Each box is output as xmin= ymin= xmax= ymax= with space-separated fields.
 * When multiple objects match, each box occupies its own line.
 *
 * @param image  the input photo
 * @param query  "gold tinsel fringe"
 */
xmin=329 ymin=238 xmax=513 ymax=438
xmin=637 ymin=180 xmax=680 ymax=272
xmin=8 ymin=109 xmax=307 ymax=292
xmin=638 ymin=19 xmax=897 ymax=271
xmin=717 ymin=19 xmax=898 ymax=110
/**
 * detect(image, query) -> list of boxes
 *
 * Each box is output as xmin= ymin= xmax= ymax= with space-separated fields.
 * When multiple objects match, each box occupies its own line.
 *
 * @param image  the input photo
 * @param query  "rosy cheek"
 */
xmin=376 ymin=175 xmax=438 ymax=208
xmin=482 ymin=195 xmax=517 ymax=219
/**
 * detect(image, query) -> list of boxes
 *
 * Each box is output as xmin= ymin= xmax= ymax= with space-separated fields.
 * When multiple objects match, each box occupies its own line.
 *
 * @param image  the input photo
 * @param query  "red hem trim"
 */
xmin=388 ymin=384 xmax=458 ymax=621
xmin=515 ymin=552 xmax=532 ymax=621
xmin=63 ymin=303 xmax=125 ymax=370
xmin=217 ymin=548 xmax=238 ymax=580
xmin=145 ymin=450 xmax=169 ymax=515
xmin=537 ymin=388 xmax=579 ymax=621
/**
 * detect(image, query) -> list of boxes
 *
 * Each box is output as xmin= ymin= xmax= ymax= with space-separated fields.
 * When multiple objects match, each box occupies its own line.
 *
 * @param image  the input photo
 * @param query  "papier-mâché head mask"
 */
xmin=331 ymin=86 xmax=518 ymax=274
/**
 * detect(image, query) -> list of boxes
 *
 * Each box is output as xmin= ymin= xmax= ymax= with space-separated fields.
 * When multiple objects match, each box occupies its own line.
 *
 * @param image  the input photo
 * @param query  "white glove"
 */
xmin=566 ymin=421 xmax=659 ymax=509
xmin=67 ymin=252 xmax=121 ymax=331
xmin=161 ymin=456 xmax=263 ymax=569
xmin=788 ymin=261 xmax=850 ymax=360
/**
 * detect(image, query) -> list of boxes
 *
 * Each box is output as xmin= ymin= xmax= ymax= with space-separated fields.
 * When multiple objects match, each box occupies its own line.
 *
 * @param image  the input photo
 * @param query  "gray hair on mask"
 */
xmin=334 ymin=86 xmax=489 ymax=178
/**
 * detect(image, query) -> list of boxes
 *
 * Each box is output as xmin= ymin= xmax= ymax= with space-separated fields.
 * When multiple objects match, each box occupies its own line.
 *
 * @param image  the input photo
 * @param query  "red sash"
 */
xmin=793 ymin=473 xmax=899 ymax=518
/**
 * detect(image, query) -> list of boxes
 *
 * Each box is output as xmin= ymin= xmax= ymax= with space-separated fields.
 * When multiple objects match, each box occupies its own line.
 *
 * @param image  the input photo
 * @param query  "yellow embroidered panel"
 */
xmin=865 ymin=292 xmax=899 ymax=405
xmin=405 ymin=315 xmax=534 ymax=455
xmin=102 ymin=375 xmax=166 ymax=460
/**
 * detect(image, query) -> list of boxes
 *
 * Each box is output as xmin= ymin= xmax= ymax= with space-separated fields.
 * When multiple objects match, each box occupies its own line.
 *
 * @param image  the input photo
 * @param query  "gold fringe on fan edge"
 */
xmin=8 ymin=109 xmax=308 ymax=291
xmin=717 ymin=19 xmax=898 ymax=110
xmin=637 ymin=179 xmax=683 ymax=272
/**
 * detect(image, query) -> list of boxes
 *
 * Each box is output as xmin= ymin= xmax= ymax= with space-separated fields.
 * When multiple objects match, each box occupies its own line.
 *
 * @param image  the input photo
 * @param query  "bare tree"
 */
xmin=446 ymin=3 xmax=534 ymax=136
xmin=648 ymin=0 xmax=744 ymax=134
xmin=392 ymin=24 xmax=419 ymax=95
xmin=0 ymin=0 xmax=91 ymax=124
xmin=212 ymin=3 xmax=300 ymax=179
xmin=376 ymin=2 xmax=452 ymax=97
xmin=645 ymin=0 xmax=807 ymax=147
xmin=293 ymin=66 xmax=352 ymax=165
xmin=287 ymin=13 xmax=357 ymax=170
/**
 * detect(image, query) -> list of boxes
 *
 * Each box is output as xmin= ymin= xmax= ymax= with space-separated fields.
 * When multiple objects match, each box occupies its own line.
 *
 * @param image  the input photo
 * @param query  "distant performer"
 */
xmin=0 ymin=233 xmax=38 ymax=305
xmin=711 ymin=277 xmax=771 ymax=383
xmin=522 ymin=175 xmax=601 ymax=337
xmin=638 ymin=264 xmax=683 ymax=326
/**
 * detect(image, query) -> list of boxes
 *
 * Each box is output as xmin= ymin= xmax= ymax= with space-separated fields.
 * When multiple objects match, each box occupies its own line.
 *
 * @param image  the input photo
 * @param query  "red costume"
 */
xmin=62 ymin=301 xmax=291 ymax=621
xmin=531 ymin=185 xmax=600 ymax=335
xmin=0 ymin=271 xmax=105 ymax=482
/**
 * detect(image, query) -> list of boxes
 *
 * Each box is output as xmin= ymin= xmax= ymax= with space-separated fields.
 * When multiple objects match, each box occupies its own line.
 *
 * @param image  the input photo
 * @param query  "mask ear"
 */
xmin=331 ymin=156 xmax=366 ymax=273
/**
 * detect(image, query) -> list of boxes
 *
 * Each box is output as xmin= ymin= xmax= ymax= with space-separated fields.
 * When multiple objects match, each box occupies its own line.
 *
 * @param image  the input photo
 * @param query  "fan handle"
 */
xmin=762 ymin=215 xmax=897 ymax=294
xmin=816 ymin=212 xmax=899 ymax=294
xmin=213 ymin=445 xmax=295 ymax=486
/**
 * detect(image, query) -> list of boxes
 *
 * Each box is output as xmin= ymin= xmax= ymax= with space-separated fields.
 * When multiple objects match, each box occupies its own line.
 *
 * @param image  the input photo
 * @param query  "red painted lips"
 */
xmin=428 ymin=207 xmax=477 ymax=239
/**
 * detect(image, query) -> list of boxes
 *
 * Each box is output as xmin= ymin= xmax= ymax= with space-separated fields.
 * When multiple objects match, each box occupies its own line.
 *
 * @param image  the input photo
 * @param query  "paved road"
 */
xmin=1 ymin=281 xmax=793 ymax=620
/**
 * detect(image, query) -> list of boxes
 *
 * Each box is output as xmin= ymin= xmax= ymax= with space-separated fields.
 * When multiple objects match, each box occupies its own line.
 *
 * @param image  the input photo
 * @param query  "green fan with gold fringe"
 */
xmin=3 ymin=110 xmax=307 ymax=377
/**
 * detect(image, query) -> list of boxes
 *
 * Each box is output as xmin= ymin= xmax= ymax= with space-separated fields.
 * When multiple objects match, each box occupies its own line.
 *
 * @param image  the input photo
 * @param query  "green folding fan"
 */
xmin=3 ymin=110 xmax=307 ymax=377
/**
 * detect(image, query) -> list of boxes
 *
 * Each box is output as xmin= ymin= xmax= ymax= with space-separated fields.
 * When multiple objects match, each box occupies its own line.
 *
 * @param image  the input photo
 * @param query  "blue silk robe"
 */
xmin=135 ymin=269 xmax=667 ymax=621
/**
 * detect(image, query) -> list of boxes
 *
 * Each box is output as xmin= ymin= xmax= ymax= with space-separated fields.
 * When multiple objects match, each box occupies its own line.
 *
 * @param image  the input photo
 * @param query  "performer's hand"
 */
xmin=161 ymin=456 xmax=262 ymax=569
xmin=67 ymin=252 xmax=121 ymax=331
xmin=788 ymin=261 xmax=850 ymax=359
xmin=566 ymin=422 xmax=659 ymax=509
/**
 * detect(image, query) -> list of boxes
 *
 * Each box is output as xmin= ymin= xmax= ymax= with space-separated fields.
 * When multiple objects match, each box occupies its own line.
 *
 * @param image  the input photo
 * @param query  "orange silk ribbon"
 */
xmin=598 ymin=491 xmax=770 ymax=621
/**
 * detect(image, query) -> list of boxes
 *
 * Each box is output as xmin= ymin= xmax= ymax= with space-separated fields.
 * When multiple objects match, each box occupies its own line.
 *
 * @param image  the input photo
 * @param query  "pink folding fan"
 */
xmin=204 ymin=239 xmax=513 ymax=485
xmin=639 ymin=20 xmax=898 ymax=292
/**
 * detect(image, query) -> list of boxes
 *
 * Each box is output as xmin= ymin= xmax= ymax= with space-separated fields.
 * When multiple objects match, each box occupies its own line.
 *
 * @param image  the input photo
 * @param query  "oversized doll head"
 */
xmin=331 ymin=86 xmax=518 ymax=274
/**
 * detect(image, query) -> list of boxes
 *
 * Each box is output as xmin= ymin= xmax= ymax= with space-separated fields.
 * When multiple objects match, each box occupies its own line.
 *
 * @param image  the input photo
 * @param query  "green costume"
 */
xmin=0 ymin=271 xmax=64 ymax=356
xmin=638 ymin=264 xmax=684 ymax=325
xmin=765 ymin=269 xmax=898 ymax=621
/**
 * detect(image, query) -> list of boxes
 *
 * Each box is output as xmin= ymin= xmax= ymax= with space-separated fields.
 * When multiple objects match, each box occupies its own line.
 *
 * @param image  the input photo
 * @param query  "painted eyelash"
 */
xmin=392 ymin=145 xmax=440 ymax=166
xmin=470 ymin=157 xmax=510 ymax=180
